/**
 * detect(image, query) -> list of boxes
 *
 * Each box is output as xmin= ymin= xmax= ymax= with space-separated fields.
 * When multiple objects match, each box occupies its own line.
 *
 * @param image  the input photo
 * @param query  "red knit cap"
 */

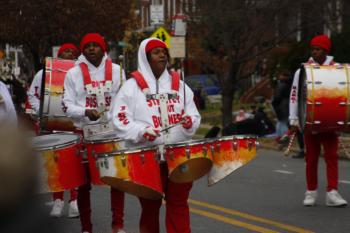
xmin=80 ymin=33 xmax=106 ymax=52
xmin=57 ymin=43 xmax=79 ymax=57
xmin=145 ymin=39 xmax=167 ymax=53
xmin=310 ymin=35 xmax=332 ymax=53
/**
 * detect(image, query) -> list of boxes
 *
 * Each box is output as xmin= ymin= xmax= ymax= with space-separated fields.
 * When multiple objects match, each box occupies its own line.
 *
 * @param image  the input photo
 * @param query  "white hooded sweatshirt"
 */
xmin=0 ymin=81 xmax=17 ymax=125
xmin=63 ymin=54 xmax=125 ymax=129
xmin=110 ymin=38 xmax=201 ymax=147
xmin=27 ymin=70 xmax=43 ymax=113
xmin=289 ymin=56 xmax=335 ymax=126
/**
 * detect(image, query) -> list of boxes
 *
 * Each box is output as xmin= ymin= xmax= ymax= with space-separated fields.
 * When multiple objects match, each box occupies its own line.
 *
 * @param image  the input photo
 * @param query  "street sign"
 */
xmin=150 ymin=5 xmax=164 ymax=25
xmin=171 ymin=14 xmax=187 ymax=36
xmin=150 ymin=27 xmax=171 ymax=48
xmin=169 ymin=37 xmax=186 ymax=58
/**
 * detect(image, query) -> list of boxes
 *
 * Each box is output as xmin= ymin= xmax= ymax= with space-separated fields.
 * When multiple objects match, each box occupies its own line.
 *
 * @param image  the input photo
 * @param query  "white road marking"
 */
xmin=339 ymin=180 xmax=350 ymax=185
xmin=273 ymin=170 xmax=294 ymax=175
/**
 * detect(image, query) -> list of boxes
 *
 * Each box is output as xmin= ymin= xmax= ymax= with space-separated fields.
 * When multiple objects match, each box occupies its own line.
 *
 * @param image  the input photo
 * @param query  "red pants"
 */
xmin=78 ymin=164 xmax=125 ymax=233
xmin=138 ymin=163 xmax=193 ymax=233
xmin=52 ymin=189 xmax=78 ymax=202
xmin=304 ymin=132 xmax=339 ymax=191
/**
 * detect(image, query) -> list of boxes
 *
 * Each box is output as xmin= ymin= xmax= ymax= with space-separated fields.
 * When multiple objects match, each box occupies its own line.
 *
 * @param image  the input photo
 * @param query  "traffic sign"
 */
xmin=150 ymin=27 xmax=171 ymax=48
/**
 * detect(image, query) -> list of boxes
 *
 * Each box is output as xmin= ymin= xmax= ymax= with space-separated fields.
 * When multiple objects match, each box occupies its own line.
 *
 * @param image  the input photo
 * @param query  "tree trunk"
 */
xmin=221 ymin=62 xmax=240 ymax=128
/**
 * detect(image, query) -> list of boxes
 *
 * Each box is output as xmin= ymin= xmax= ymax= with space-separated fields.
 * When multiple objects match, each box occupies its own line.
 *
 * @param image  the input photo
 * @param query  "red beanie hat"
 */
xmin=310 ymin=35 xmax=332 ymax=53
xmin=57 ymin=43 xmax=79 ymax=57
xmin=80 ymin=33 xmax=106 ymax=53
xmin=145 ymin=39 xmax=167 ymax=53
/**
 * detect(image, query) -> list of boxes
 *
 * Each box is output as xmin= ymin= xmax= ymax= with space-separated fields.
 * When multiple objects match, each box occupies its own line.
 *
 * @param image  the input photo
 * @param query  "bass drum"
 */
xmin=298 ymin=64 xmax=350 ymax=133
xmin=41 ymin=57 xmax=75 ymax=131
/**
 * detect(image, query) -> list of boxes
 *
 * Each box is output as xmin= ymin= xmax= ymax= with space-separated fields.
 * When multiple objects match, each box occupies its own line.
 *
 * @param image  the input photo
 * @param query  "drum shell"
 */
xmin=34 ymin=135 xmax=85 ymax=193
xmin=299 ymin=65 xmax=350 ymax=133
xmin=97 ymin=147 xmax=163 ymax=200
xmin=164 ymin=139 xmax=213 ymax=183
xmin=42 ymin=58 xmax=75 ymax=132
xmin=208 ymin=135 xmax=257 ymax=186
xmin=84 ymin=138 xmax=124 ymax=185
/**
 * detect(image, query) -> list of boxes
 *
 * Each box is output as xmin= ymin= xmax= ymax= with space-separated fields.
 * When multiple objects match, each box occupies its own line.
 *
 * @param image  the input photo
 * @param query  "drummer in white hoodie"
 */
xmin=110 ymin=38 xmax=201 ymax=233
xmin=63 ymin=33 xmax=126 ymax=233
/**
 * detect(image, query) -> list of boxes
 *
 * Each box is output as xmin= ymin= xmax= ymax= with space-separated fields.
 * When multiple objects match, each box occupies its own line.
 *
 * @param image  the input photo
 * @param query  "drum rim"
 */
xmin=32 ymin=133 xmax=81 ymax=151
xmin=214 ymin=135 xmax=257 ymax=142
xmin=97 ymin=146 xmax=159 ymax=158
xmin=83 ymin=135 xmax=124 ymax=144
xmin=164 ymin=139 xmax=209 ymax=148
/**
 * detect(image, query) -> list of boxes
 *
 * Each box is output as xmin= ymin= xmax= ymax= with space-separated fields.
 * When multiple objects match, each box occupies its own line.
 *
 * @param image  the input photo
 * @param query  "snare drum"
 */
xmin=164 ymin=139 xmax=213 ymax=183
xmin=31 ymin=133 xmax=85 ymax=193
xmin=97 ymin=147 xmax=163 ymax=200
xmin=208 ymin=135 xmax=257 ymax=186
xmin=299 ymin=64 xmax=350 ymax=133
xmin=83 ymin=132 xmax=125 ymax=185
xmin=41 ymin=57 xmax=75 ymax=131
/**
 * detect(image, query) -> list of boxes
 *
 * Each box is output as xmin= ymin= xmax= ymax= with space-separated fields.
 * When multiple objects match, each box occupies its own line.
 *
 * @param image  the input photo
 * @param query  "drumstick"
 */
xmin=284 ymin=132 xmax=296 ymax=156
xmin=160 ymin=119 xmax=186 ymax=133
xmin=98 ymin=109 xmax=108 ymax=117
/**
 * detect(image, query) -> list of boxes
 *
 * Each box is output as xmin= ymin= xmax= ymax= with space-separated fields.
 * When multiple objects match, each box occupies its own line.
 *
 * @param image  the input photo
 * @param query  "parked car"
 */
xmin=185 ymin=74 xmax=221 ymax=95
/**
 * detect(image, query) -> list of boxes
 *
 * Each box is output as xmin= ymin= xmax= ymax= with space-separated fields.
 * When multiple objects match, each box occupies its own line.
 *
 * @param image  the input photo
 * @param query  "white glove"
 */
xmin=290 ymin=119 xmax=300 ymax=127
xmin=141 ymin=126 xmax=161 ymax=141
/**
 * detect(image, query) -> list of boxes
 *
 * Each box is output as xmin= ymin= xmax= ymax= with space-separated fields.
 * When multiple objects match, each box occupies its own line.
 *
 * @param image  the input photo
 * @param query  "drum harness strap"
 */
xmin=79 ymin=59 xmax=113 ymax=117
xmin=131 ymin=71 xmax=180 ymax=157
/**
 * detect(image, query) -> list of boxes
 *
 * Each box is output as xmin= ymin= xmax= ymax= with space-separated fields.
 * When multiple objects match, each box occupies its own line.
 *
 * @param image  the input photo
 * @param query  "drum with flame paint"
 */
xmin=299 ymin=64 xmax=350 ymax=133
xmin=97 ymin=146 xmax=163 ymax=200
xmin=208 ymin=135 xmax=257 ymax=186
xmin=83 ymin=132 xmax=125 ymax=185
xmin=31 ymin=133 xmax=85 ymax=193
xmin=164 ymin=139 xmax=213 ymax=183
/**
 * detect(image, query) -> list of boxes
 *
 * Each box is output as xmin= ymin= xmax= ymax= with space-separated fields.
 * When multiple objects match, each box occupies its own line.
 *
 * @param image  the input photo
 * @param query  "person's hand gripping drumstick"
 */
xmin=284 ymin=132 xmax=296 ymax=156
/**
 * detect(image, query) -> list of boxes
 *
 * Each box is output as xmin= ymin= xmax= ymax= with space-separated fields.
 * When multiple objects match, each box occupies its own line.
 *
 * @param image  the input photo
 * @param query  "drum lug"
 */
xmin=215 ymin=143 xmax=221 ymax=153
xmin=315 ymin=101 xmax=322 ymax=106
xmin=121 ymin=154 xmax=126 ymax=167
xmin=338 ymin=81 xmax=349 ymax=85
xmin=255 ymin=141 xmax=260 ymax=149
xmin=92 ymin=149 xmax=96 ymax=158
xmin=185 ymin=147 xmax=191 ymax=159
xmin=104 ymin=158 xmax=109 ymax=169
xmin=337 ymin=121 xmax=345 ymax=125
xmin=339 ymin=102 xmax=350 ymax=106
xmin=248 ymin=141 xmax=253 ymax=151
xmin=232 ymin=141 xmax=238 ymax=151
xmin=140 ymin=153 xmax=145 ymax=164
xmin=314 ymin=81 xmax=322 ymax=85
xmin=155 ymin=149 xmax=161 ymax=162
xmin=202 ymin=147 xmax=208 ymax=157
xmin=210 ymin=145 xmax=215 ymax=156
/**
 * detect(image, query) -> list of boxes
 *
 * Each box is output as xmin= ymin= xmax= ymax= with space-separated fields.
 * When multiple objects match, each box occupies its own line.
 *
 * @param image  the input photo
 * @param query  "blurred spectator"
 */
xmin=272 ymin=70 xmax=292 ymax=140
xmin=235 ymin=108 xmax=248 ymax=122
xmin=0 ymin=127 xmax=63 ymax=233
xmin=193 ymin=84 xmax=206 ymax=110
xmin=0 ymin=80 xmax=17 ymax=125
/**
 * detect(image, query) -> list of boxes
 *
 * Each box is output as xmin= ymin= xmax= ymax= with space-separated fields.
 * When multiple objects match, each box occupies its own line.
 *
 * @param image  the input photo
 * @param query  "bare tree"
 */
xmin=0 ymin=0 xmax=133 ymax=71
xmin=188 ymin=0 xmax=335 ymax=127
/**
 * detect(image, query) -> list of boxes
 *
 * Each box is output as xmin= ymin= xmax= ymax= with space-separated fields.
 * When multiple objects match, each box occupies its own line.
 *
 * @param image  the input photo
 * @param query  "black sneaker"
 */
xmin=292 ymin=151 xmax=305 ymax=159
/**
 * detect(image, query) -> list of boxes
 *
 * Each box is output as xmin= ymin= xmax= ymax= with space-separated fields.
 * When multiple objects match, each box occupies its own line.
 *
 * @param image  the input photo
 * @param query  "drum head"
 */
xmin=31 ymin=133 xmax=80 ymax=151
xmin=298 ymin=65 xmax=308 ymax=131
xmin=84 ymin=132 xmax=121 ymax=144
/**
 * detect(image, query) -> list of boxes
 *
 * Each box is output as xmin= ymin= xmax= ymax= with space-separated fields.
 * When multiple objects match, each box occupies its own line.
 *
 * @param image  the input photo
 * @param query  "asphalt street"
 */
xmin=46 ymin=149 xmax=350 ymax=233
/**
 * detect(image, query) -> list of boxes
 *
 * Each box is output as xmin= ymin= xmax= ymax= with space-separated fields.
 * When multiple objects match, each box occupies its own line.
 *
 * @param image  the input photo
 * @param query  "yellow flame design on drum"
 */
xmin=113 ymin=156 xmax=131 ymax=180
xmin=309 ymin=87 xmax=347 ymax=100
xmin=42 ymin=151 xmax=61 ymax=192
